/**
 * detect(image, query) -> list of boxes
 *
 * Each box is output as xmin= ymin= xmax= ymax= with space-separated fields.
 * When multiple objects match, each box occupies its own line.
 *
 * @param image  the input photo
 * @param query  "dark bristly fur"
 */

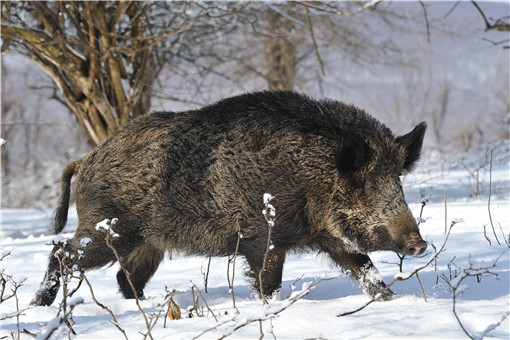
xmin=32 ymin=91 xmax=427 ymax=306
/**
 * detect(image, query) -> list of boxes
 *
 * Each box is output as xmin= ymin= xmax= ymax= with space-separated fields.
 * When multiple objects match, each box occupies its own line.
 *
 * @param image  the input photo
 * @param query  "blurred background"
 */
xmin=1 ymin=1 xmax=508 ymax=208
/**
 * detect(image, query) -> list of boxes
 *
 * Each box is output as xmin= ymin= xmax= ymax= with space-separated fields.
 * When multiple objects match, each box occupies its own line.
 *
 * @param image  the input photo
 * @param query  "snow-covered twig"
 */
xmin=193 ymin=276 xmax=333 ymax=340
xmin=486 ymin=149 xmax=502 ymax=245
xmin=476 ymin=312 xmax=510 ymax=340
xmin=442 ymin=254 xmax=508 ymax=340
xmin=40 ymin=298 xmax=83 ymax=340
xmin=0 ymin=252 xmax=27 ymax=340
xmin=52 ymin=240 xmax=82 ymax=337
xmin=259 ymin=193 xmax=276 ymax=304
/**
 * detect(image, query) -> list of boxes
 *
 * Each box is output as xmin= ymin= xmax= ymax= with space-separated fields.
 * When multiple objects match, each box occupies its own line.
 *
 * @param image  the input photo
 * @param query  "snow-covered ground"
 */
xmin=1 ymin=157 xmax=509 ymax=339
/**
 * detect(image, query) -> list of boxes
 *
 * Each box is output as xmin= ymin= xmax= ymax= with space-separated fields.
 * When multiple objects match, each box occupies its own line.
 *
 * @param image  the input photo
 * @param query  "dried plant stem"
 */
xmin=452 ymin=281 xmax=472 ymax=339
xmin=304 ymin=6 xmax=324 ymax=76
xmin=230 ymin=226 xmax=242 ymax=314
xmin=259 ymin=194 xmax=276 ymax=305
xmin=193 ymin=277 xmax=330 ymax=340
xmin=415 ymin=272 xmax=427 ymax=302
xmin=104 ymin=232 xmax=153 ymax=340
xmin=444 ymin=254 xmax=507 ymax=339
xmin=258 ymin=320 xmax=264 ymax=340
xmin=190 ymin=282 xmax=218 ymax=322
xmin=258 ymin=225 xmax=273 ymax=305
xmin=487 ymin=149 xmax=501 ymax=245
xmin=55 ymin=251 xmax=77 ymax=336
xmin=202 ymin=257 xmax=212 ymax=293
xmin=80 ymin=273 xmax=128 ymax=340
xmin=41 ymin=299 xmax=83 ymax=340
xmin=444 ymin=193 xmax=447 ymax=235
xmin=0 ymin=257 xmax=26 ymax=340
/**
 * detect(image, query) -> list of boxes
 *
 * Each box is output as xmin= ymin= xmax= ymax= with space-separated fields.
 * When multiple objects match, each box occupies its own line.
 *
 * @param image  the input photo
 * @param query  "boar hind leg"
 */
xmin=323 ymin=245 xmax=396 ymax=300
xmin=116 ymin=242 xmax=165 ymax=299
xmin=243 ymin=248 xmax=286 ymax=300
xmin=32 ymin=247 xmax=62 ymax=306
xmin=32 ymin=237 xmax=119 ymax=306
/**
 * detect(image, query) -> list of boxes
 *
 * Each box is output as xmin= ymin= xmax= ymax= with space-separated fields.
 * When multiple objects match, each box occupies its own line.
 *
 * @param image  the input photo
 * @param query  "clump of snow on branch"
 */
xmin=262 ymin=193 xmax=276 ymax=249
xmin=95 ymin=218 xmax=120 ymax=237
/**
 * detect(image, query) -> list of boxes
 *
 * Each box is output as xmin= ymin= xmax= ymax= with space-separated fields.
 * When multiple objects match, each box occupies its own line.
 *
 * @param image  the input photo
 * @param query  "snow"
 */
xmin=263 ymin=193 xmax=274 ymax=205
xmin=94 ymin=218 xmax=120 ymax=238
xmin=1 ymin=161 xmax=509 ymax=339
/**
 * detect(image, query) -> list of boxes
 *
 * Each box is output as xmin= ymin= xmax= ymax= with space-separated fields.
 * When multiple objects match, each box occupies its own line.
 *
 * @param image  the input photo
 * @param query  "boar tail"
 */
xmin=52 ymin=159 xmax=82 ymax=234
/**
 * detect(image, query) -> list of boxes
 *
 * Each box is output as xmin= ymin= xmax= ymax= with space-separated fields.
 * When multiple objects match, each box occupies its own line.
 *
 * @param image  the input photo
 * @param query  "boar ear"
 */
xmin=336 ymin=132 xmax=370 ymax=174
xmin=396 ymin=122 xmax=427 ymax=173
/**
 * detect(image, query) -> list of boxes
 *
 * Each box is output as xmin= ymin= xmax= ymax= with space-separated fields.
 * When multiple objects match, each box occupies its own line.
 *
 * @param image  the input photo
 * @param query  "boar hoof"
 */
xmin=122 ymin=290 xmax=144 ymax=300
xmin=267 ymin=289 xmax=282 ymax=302
xmin=31 ymin=289 xmax=58 ymax=307
xmin=375 ymin=289 xmax=398 ymax=301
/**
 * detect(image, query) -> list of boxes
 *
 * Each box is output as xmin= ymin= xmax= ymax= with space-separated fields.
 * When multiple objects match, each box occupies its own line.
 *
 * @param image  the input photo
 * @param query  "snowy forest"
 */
xmin=1 ymin=1 xmax=509 ymax=339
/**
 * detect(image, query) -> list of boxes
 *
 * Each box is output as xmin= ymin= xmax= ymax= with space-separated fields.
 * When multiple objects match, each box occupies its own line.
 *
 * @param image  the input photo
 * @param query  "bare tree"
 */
xmin=1 ymin=63 xmax=13 ymax=178
xmin=471 ymin=1 xmax=510 ymax=32
xmin=1 ymin=1 xmax=428 ymax=147
xmin=263 ymin=9 xmax=297 ymax=91
xmin=223 ymin=1 xmax=424 ymax=94
xmin=1 ymin=1 xmax=246 ymax=146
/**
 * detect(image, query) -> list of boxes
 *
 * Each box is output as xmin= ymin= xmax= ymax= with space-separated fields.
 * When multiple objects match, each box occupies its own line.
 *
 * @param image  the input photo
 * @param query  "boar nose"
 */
xmin=404 ymin=240 xmax=427 ymax=256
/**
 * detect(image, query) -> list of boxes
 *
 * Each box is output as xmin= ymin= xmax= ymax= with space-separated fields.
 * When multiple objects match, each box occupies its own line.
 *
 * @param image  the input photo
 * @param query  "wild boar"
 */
xmin=32 ymin=90 xmax=427 ymax=306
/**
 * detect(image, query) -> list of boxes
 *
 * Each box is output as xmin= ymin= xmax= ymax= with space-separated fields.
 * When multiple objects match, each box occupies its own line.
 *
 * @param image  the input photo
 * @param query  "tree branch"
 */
xmin=471 ymin=1 xmax=510 ymax=31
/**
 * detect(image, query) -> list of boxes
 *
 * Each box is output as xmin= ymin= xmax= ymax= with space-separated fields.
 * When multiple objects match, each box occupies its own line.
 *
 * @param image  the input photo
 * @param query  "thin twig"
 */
xmin=190 ymin=282 xmax=218 ymax=322
xmin=80 ymin=273 xmax=128 ymax=340
xmin=259 ymin=194 xmax=276 ymax=304
xmin=259 ymin=225 xmax=273 ymax=305
xmin=101 ymin=222 xmax=154 ymax=340
xmin=487 ymin=149 xmax=501 ymax=245
xmin=445 ymin=254 xmax=506 ymax=339
xmin=444 ymin=194 xmax=447 ymax=235
xmin=41 ymin=298 xmax=84 ymax=340
xmin=230 ymin=224 xmax=242 ymax=314
xmin=54 ymin=246 xmax=77 ymax=336
xmin=471 ymin=1 xmax=491 ymax=30
xmin=304 ymin=6 xmax=325 ymax=76
xmin=202 ymin=257 xmax=212 ymax=293
xmin=418 ymin=1 xmax=431 ymax=42
xmin=193 ymin=277 xmax=332 ymax=340
xmin=415 ymin=272 xmax=427 ymax=302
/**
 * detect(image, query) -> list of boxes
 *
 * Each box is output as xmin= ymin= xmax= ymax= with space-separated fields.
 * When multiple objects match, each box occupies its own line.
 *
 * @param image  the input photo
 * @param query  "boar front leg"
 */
xmin=322 ymin=243 xmax=396 ymax=300
xmin=242 ymin=246 xmax=286 ymax=300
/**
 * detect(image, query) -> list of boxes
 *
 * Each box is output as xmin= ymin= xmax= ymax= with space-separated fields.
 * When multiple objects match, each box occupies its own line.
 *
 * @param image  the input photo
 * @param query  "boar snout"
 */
xmin=403 ymin=240 xmax=427 ymax=256
xmin=389 ymin=208 xmax=427 ymax=256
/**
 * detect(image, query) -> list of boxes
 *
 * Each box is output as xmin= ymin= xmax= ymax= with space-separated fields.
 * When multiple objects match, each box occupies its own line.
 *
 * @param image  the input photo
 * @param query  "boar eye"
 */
xmin=364 ymin=181 xmax=378 ymax=196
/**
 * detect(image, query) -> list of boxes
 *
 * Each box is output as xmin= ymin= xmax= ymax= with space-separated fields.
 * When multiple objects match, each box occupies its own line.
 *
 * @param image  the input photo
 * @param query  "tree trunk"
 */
xmin=264 ymin=11 xmax=296 ymax=91
xmin=1 ymin=1 xmax=155 ymax=147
